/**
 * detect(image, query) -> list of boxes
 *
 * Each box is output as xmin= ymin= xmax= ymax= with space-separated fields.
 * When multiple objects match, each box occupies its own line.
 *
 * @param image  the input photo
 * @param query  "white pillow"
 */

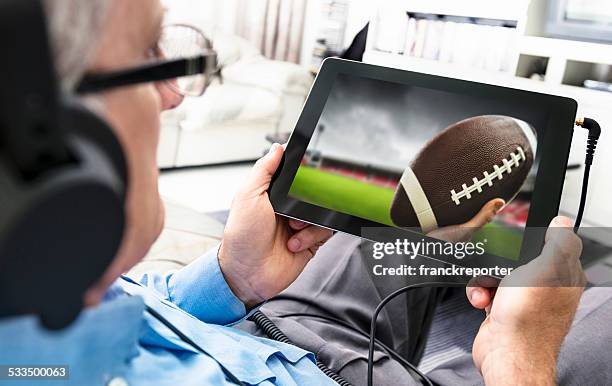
xmin=179 ymin=83 xmax=281 ymax=131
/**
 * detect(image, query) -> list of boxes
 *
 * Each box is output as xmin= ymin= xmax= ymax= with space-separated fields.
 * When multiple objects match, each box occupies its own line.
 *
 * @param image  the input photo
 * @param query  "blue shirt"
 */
xmin=0 ymin=247 xmax=337 ymax=386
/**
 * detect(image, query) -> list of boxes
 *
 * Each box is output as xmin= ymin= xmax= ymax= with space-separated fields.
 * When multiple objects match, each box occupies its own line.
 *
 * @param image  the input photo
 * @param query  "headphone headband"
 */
xmin=0 ymin=0 xmax=70 ymax=178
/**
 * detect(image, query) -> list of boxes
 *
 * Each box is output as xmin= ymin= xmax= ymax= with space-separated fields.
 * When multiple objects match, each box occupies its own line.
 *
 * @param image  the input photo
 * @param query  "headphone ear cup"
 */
xmin=62 ymin=97 xmax=128 ymax=189
xmin=0 ymin=100 xmax=128 ymax=330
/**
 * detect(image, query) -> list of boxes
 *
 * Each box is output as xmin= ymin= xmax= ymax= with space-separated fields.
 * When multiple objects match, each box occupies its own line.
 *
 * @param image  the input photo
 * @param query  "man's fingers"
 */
xmin=466 ymin=287 xmax=492 ymax=309
xmin=288 ymin=219 xmax=309 ymax=231
xmin=549 ymin=215 xmax=573 ymax=228
xmin=505 ymin=216 xmax=584 ymax=287
xmin=546 ymin=216 xmax=574 ymax=239
xmin=531 ymin=216 xmax=585 ymax=287
xmin=287 ymin=226 xmax=333 ymax=253
xmin=466 ymin=276 xmax=499 ymax=309
xmin=464 ymin=198 xmax=505 ymax=229
xmin=542 ymin=216 xmax=583 ymax=265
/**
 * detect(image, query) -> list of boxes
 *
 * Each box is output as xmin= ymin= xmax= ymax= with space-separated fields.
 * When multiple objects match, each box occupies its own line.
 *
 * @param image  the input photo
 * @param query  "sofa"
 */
xmin=129 ymin=199 xmax=224 ymax=277
xmin=157 ymin=27 xmax=313 ymax=168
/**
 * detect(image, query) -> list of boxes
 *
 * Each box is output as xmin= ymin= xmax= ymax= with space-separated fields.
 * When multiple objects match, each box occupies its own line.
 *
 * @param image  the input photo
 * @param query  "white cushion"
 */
xmin=179 ymin=82 xmax=281 ymax=131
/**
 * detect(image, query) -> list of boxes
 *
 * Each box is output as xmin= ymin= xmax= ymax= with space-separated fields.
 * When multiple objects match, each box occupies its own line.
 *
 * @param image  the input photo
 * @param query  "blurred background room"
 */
xmin=146 ymin=0 xmax=612 ymax=285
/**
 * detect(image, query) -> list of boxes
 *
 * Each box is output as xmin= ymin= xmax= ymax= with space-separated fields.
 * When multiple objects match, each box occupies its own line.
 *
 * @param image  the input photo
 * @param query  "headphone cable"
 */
xmin=367 ymin=282 xmax=467 ymax=386
xmin=249 ymin=310 xmax=354 ymax=386
xmin=252 ymin=283 xmax=467 ymax=386
xmin=573 ymin=118 xmax=601 ymax=232
xmin=277 ymin=312 xmax=430 ymax=384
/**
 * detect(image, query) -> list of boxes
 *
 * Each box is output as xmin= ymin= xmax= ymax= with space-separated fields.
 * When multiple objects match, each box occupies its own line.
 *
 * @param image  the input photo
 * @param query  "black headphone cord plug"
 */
xmin=573 ymin=117 xmax=601 ymax=233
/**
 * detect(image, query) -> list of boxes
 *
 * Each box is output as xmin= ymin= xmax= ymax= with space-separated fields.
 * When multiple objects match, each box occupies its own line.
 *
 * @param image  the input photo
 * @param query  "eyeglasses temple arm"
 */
xmin=76 ymin=55 xmax=212 ymax=94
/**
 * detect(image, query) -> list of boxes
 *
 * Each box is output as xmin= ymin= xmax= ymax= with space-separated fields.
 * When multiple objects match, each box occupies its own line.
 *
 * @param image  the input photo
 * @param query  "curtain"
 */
xmin=234 ymin=0 xmax=307 ymax=63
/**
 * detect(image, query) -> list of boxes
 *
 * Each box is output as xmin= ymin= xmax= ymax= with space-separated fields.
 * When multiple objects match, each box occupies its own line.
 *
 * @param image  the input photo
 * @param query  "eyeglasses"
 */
xmin=77 ymin=24 xmax=219 ymax=96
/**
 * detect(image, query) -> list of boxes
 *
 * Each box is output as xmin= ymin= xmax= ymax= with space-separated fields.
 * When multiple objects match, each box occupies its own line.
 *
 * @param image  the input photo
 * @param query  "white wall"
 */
xmin=343 ymin=0 xmax=377 ymax=47
xmin=525 ymin=0 xmax=549 ymax=37
xmin=299 ymin=0 xmax=321 ymax=66
xmin=162 ymin=0 xmax=238 ymax=33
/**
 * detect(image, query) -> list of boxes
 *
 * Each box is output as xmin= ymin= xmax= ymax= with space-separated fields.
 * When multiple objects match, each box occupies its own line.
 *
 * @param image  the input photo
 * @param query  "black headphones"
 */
xmin=0 ymin=0 xmax=127 ymax=329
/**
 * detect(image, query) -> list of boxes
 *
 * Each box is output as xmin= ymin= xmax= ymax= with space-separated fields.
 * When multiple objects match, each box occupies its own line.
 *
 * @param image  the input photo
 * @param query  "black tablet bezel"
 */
xmin=270 ymin=58 xmax=577 ymax=268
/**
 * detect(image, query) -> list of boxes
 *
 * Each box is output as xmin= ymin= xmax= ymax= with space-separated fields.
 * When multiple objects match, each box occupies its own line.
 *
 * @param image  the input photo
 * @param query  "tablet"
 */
xmin=270 ymin=58 xmax=577 ymax=268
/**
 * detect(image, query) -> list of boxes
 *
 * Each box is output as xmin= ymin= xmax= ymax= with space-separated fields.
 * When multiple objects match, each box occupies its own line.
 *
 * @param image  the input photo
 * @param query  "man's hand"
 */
xmin=427 ymin=198 xmax=505 ymax=242
xmin=219 ymin=144 xmax=333 ymax=308
xmin=466 ymin=216 xmax=586 ymax=386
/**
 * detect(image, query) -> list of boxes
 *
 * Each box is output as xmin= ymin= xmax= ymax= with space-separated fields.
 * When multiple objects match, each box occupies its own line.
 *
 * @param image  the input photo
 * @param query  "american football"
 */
xmin=389 ymin=115 xmax=538 ymax=232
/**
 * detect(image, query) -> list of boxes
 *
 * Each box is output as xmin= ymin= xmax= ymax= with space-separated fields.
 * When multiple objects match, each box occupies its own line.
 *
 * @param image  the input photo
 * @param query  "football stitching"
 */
xmin=450 ymin=146 xmax=526 ymax=206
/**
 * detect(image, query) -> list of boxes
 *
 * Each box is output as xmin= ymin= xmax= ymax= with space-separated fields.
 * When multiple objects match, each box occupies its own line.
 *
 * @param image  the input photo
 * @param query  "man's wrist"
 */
xmin=217 ymin=242 xmax=264 ymax=309
xmin=480 ymin=345 xmax=557 ymax=386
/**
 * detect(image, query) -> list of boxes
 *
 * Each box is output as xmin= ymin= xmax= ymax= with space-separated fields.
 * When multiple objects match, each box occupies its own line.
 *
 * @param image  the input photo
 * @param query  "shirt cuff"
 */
xmin=168 ymin=245 xmax=247 ymax=325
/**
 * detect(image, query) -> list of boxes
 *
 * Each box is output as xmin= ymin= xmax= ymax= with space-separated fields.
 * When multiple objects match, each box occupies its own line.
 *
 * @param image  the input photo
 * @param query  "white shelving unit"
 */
xmin=367 ymin=0 xmax=528 ymax=71
xmin=363 ymin=0 xmax=612 ymax=233
xmin=373 ymin=0 xmax=528 ymax=22
xmin=518 ymin=36 xmax=612 ymax=85
xmin=365 ymin=36 xmax=612 ymax=94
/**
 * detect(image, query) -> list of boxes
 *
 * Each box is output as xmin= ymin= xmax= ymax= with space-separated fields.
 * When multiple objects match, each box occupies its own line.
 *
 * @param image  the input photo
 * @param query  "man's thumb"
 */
xmin=250 ymin=143 xmax=284 ymax=190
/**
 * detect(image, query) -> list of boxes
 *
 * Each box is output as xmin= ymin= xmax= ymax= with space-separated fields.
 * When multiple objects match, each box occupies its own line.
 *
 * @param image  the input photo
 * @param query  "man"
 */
xmin=0 ymin=0 xmax=608 ymax=385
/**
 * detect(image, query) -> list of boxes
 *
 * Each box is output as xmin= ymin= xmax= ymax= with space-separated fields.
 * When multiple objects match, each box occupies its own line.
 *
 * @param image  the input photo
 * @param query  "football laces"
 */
xmin=450 ymin=146 xmax=526 ymax=206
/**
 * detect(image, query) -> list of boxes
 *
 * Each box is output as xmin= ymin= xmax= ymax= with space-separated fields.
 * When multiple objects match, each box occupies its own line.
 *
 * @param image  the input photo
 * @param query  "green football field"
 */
xmin=289 ymin=166 xmax=396 ymax=226
xmin=472 ymin=224 xmax=523 ymax=260
xmin=289 ymin=165 xmax=523 ymax=260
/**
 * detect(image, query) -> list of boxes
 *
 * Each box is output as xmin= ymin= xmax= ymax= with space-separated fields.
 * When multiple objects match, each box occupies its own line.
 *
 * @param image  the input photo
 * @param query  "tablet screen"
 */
xmin=287 ymin=72 xmax=550 ymax=260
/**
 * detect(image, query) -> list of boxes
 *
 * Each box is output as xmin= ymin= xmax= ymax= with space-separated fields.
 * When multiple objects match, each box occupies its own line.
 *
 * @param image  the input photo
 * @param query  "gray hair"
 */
xmin=43 ymin=0 xmax=112 ymax=92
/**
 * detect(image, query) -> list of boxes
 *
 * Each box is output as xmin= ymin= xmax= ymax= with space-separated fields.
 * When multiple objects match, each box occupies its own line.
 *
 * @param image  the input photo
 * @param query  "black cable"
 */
xmin=249 ymin=310 xmax=353 ymax=386
xmin=315 ymin=361 xmax=354 ymax=386
xmin=264 ymin=293 xmax=432 ymax=383
xmin=279 ymin=312 xmax=429 ymax=384
xmin=574 ymin=118 xmax=601 ymax=233
xmin=249 ymin=310 xmax=293 ymax=344
xmin=145 ymin=306 xmax=245 ymax=386
xmin=257 ymin=284 xmax=468 ymax=386
xmin=574 ymin=163 xmax=591 ymax=232
xmin=368 ymin=282 xmax=467 ymax=386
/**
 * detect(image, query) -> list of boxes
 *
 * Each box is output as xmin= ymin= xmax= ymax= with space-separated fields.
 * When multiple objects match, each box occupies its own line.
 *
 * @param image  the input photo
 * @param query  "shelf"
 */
xmin=563 ymin=60 xmax=611 ymax=87
xmin=363 ymin=49 xmax=612 ymax=107
xmin=518 ymin=36 xmax=612 ymax=66
xmin=516 ymin=54 xmax=549 ymax=80
xmin=394 ymin=0 xmax=528 ymax=22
